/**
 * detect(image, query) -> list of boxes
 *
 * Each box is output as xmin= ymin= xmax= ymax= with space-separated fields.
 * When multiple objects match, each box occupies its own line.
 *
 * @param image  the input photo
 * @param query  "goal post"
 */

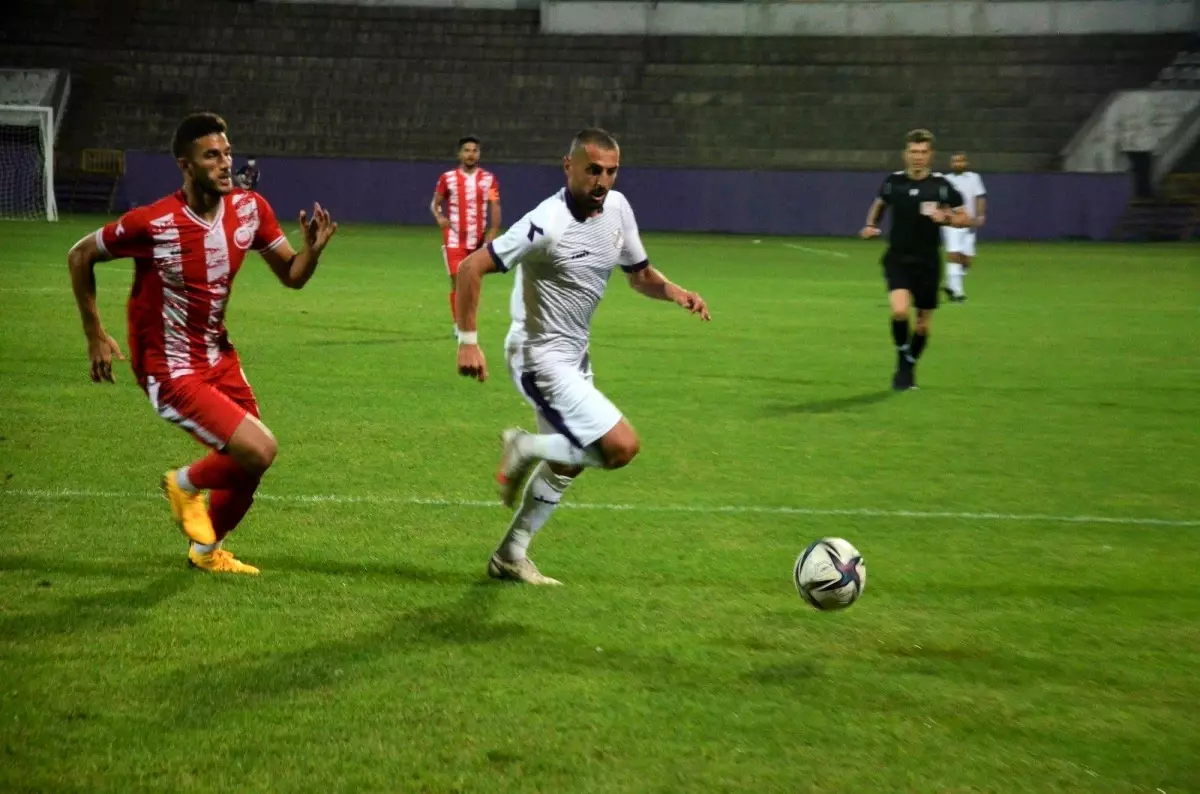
xmin=0 ymin=104 xmax=58 ymax=221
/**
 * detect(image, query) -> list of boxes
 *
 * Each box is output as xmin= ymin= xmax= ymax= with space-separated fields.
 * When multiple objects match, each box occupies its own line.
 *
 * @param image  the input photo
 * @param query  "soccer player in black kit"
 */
xmin=860 ymin=129 xmax=969 ymax=391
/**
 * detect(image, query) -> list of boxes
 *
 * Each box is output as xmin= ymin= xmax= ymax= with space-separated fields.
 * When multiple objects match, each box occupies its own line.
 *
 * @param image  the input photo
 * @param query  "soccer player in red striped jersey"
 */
xmin=66 ymin=113 xmax=338 ymax=574
xmin=430 ymin=135 xmax=501 ymax=339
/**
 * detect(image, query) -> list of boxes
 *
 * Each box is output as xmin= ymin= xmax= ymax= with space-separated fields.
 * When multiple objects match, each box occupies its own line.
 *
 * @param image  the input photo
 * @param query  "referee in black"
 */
xmin=860 ymin=129 xmax=969 ymax=391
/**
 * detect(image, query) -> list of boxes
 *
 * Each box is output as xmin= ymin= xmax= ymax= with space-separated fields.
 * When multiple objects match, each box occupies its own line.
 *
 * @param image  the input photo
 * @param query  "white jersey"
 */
xmin=488 ymin=188 xmax=648 ymax=367
xmin=943 ymin=171 xmax=986 ymax=218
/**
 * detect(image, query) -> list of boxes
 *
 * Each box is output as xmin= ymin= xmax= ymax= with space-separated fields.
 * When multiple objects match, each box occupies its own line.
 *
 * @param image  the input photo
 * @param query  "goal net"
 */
xmin=0 ymin=70 xmax=70 ymax=221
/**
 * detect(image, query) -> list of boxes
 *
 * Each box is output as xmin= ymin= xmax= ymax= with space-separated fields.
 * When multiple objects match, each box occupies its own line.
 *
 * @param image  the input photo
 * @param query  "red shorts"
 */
xmin=442 ymin=245 xmax=479 ymax=277
xmin=140 ymin=355 xmax=260 ymax=450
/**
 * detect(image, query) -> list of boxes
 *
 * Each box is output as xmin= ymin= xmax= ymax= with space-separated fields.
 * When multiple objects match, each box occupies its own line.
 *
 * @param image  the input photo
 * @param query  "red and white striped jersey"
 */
xmin=93 ymin=189 xmax=286 ymax=381
xmin=436 ymin=168 xmax=499 ymax=251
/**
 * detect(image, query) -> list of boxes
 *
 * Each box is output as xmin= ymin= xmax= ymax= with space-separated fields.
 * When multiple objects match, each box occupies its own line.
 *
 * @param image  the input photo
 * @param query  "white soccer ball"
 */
xmin=794 ymin=537 xmax=866 ymax=611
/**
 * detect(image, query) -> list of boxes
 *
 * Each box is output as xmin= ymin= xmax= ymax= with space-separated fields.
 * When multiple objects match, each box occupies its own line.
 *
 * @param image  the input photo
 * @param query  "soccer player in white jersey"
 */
xmin=941 ymin=152 xmax=987 ymax=303
xmin=452 ymin=128 xmax=712 ymax=585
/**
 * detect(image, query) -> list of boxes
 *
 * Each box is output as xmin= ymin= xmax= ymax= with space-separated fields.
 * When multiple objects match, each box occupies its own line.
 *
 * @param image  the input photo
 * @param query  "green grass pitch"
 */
xmin=2 ymin=217 xmax=1198 ymax=793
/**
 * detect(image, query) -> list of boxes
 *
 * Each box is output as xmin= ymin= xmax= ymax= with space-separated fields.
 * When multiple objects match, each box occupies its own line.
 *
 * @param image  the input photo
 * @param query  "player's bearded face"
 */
xmin=952 ymin=155 xmax=967 ymax=174
xmin=566 ymin=144 xmax=620 ymax=212
xmin=183 ymin=133 xmax=234 ymax=196
xmin=459 ymin=143 xmax=480 ymax=169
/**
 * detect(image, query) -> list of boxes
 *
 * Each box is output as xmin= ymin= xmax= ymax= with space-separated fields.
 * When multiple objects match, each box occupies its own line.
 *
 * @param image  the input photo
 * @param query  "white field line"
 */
xmin=1 ymin=488 xmax=1196 ymax=528
xmin=782 ymin=243 xmax=851 ymax=259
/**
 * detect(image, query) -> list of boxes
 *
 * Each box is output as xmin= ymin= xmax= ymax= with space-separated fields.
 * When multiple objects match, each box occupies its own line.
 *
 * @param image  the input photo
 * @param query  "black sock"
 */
xmin=891 ymin=318 xmax=909 ymax=350
xmin=910 ymin=331 xmax=928 ymax=361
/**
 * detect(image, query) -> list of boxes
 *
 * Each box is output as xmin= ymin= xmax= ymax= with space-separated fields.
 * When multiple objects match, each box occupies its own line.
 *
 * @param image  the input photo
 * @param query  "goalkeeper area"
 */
xmin=2 ymin=218 xmax=1198 ymax=793
xmin=0 ymin=68 xmax=70 ymax=222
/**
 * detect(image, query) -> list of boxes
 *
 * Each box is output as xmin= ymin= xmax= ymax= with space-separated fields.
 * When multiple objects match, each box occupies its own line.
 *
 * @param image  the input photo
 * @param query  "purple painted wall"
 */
xmin=121 ymin=151 xmax=1131 ymax=240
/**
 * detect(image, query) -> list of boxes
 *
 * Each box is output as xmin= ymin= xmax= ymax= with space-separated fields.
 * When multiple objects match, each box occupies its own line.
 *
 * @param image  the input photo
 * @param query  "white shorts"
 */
xmin=505 ymin=335 xmax=622 ymax=448
xmin=941 ymin=227 xmax=977 ymax=257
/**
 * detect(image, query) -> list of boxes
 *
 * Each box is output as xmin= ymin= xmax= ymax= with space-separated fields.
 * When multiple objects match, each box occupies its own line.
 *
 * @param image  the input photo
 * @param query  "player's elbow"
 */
xmin=284 ymin=272 xmax=310 ymax=290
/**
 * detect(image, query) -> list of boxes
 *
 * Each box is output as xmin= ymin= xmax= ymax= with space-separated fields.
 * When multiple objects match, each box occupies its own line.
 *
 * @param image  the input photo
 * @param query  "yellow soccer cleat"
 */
xmin=188 ymin=547 xmax=260 ymax=575
xmin=162 ymin=470 xmax=216 ymax=546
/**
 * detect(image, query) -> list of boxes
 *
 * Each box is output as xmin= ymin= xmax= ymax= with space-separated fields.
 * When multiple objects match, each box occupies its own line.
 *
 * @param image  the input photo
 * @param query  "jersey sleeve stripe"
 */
xmin=261 ymin=234 xmax=287 ymax=252
xmin=486 ymin=241 xmax=508 ymax=273
xmin=620 ymin=259 xmax=649 ymax=274
xmin=94 ymin=229 xmax=110 ymax=257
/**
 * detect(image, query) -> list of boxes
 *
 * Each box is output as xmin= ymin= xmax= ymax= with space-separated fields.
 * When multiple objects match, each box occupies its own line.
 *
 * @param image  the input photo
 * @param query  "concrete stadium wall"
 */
xmin=542 ymin=0 xmax=1199 ymax=36
xmin=120 ymin=151 xmax=1131 ymax=240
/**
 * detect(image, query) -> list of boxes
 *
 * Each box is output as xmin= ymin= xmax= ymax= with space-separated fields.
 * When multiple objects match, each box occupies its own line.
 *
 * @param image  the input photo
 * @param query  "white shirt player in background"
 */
xmin=941 ymin=152 xmax=987 ymax=302
xmin=453 ymin=128 xmax=712 ymax=586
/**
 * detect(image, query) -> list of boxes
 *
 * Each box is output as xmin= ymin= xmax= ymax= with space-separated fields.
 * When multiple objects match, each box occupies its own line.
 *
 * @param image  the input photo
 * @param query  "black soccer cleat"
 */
xmin=892 ymin=365 xmax=914 ymax=391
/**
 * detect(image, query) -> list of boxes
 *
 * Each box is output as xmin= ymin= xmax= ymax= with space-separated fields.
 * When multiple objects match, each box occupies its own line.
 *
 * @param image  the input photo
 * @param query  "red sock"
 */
xmin=209 ymin=478 xmax=260 ymax=541
xmin=187 ymin=451 xmax=255 ymax=491
xmin=449 ymin=290 xmax=457 ymax=323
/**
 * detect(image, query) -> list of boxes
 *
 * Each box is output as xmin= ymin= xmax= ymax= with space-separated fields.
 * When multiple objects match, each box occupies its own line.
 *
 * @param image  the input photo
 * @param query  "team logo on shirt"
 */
xmin=613 ymin=229 xmax=624 ymax=250
xmin=233 ymin=224 xmax=255 ymax=250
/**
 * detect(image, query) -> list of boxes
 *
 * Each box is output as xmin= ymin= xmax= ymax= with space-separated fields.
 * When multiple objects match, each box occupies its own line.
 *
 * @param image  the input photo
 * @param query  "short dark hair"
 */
xmin=458 ymin=135 xmax=481 ymax=150
xmin=568 ymin=127 xmax=619 ymax=156
xmin=172 ymin=112 xmax=228 ymax=158
xmin=905 ymin=128 xmax=935 ymax=147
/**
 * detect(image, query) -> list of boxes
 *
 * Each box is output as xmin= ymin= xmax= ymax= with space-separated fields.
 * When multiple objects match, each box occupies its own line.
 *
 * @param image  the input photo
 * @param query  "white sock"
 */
xmin=946 ymin=262 xmax=965 ymax=296
xmin=517 ymin=433 xmax=604 ymax=468
xmin=191 ymin=541 xmax=220 ymax=554
xmin=176 ymin=466 xmax=200 ymax=494
xmin=499 ymin=462 xmax=574 ymax=562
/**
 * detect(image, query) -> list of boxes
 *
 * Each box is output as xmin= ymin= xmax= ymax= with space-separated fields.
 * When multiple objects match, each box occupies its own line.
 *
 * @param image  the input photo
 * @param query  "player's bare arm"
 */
xmin=936 ymin=205 xmax=971 ymax=228
xmin=67 ymin=232 xmax=125 ymax=383
xmin=975 ymin=196 xmax=987 ymax=227
xmin=486 ymin=199 xmax=501 ymax=242
xmin=454 ymin=247 xmax=502 ymax=381
xmin=861 ymin=198 xmax=885 ymax=238
xmin=260 ymin=203 xmax=338 ymax=289
xmin=626 ymin=266 xmax=712 ymax=321
xmin=431 ymin=189 xmax=449 ymax=229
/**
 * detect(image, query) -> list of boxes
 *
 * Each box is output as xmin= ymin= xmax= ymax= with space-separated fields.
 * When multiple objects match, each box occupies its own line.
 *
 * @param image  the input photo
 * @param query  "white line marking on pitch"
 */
xmin=2 ymin=488 xmax=1196 ymax=528
xmin=782 ymin=243 xmax=851 ymax=259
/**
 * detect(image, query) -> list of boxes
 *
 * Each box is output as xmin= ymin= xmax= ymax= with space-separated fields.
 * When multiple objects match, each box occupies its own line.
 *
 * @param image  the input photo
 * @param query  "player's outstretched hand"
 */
xmin=675 ymin=290 xmax=712 ymax=322
xmin=859 ymin=225 xmax=881 ymax=239
xmin=300 ymin=203 xmax=338 ymax=254
xmin=87 ymin=331 xmax=125 ymax=383
xmin=457 ymin=344 xmax=488 ymax=382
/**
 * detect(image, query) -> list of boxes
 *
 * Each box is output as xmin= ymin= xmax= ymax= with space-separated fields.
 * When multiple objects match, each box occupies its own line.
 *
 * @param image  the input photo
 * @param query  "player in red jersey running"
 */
xmin=430 ymin=135 xmax=500 ymax=339
xmin=66 ymin=113 xmax=338 ymax=574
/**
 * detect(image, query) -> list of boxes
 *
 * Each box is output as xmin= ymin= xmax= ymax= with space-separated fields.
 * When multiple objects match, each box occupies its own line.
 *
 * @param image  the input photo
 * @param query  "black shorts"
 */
xmin=882 ymin=252 xmax=941 ymax=310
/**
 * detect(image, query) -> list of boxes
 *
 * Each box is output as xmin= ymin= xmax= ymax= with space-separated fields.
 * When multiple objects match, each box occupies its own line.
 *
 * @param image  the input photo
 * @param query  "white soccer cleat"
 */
xmin=495 ymin=427 xmax=536 ymax=509
xmin=487 ymin=553 xmax=562 ymax=586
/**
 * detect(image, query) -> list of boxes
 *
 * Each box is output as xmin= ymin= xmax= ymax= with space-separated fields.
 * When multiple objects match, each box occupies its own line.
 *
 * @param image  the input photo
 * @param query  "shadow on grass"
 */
xmin=0 ymin=566 xmax=194 ymax=640
xmin=766 ymin=389 xmax=894 ymax=415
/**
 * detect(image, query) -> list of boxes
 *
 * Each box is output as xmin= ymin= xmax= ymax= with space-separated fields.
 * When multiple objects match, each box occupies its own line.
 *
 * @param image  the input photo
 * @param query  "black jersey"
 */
xmin=235 ymin=164 xmax=260 ymax=191
xmin=877 ymin=171 xmax=964 ymax=262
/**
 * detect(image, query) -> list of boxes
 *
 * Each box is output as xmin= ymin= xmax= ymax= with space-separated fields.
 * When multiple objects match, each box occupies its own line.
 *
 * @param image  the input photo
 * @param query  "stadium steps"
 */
xmin=54 ymin=172 xmax=120 ymax=214
xmin=1114 ymin=188 xmax=1200 ymax=242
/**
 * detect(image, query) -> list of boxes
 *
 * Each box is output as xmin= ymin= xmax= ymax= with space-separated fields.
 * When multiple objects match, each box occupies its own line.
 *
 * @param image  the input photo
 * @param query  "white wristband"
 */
xmin=457 ymin=331 xmax=478 ymax=346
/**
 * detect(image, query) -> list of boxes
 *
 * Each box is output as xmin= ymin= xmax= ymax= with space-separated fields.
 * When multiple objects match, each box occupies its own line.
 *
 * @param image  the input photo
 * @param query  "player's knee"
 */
xmin=890 ymin=308 xmax=909 ymax=322
xmin=915 ymin=318 xmax=932 ymax=334
xmin=243 ymin=434 xmax=277 ymax=474
xmin=549 ymin=462 xmax=583 ymax=478
xmin=603 ymin=435 xmax=640 ymax=469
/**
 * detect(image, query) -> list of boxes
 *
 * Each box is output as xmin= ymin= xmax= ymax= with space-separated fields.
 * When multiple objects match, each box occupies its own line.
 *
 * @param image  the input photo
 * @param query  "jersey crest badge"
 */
xmin=233 ymin=225 xmax=255 ymax=250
